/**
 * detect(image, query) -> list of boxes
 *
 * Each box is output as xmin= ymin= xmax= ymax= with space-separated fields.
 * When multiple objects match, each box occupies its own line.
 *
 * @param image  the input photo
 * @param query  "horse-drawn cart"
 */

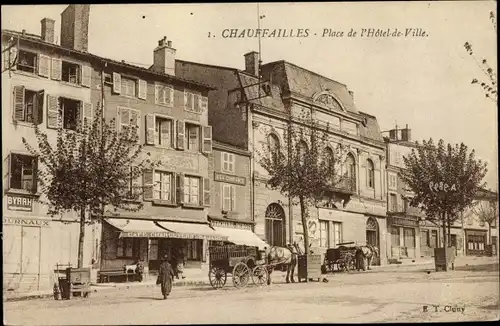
xmin=322 ymin=242 xmax=358 ymax=273
xmin=208 ymin=244 xmax=269 ymax=289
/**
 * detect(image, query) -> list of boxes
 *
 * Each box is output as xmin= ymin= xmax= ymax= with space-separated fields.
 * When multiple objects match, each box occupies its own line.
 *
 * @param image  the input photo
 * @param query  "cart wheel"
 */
xmin=251 ymin=266 xmax=269 ymax=287
xmin=232 ymin=262 xmax=250 ymax=289
xmin=209 ymin=266 xmax=227 ymax=289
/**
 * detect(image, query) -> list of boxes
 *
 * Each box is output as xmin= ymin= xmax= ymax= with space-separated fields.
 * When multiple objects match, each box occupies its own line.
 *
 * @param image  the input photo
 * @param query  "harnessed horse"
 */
xmin=355 ymin=245 xmax=379 ymax=271
xmin=266 ymin=245 xmax=298 ymax=284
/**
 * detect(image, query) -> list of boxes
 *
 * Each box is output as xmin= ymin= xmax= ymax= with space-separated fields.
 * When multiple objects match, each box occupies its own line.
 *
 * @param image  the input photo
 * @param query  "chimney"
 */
xmin=41 ymin=18 xmax=55 ymax=43
xmin=152 ymin=36 xmax=176 ymax=76
xmin=348 ymin=90 xmax=354 ymax=100
xmin=401 ymin=124 xmax=412 ymax=142
xmin=244 ymin=51 xmax=260 ymax=76
xmin=60 ymin=4 xmax=90 ymax=52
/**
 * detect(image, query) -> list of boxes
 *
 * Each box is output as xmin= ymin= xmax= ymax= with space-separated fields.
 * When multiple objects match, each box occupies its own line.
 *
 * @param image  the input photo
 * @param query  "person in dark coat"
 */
xmin=157 ymin=254 xmax=175 ymax=300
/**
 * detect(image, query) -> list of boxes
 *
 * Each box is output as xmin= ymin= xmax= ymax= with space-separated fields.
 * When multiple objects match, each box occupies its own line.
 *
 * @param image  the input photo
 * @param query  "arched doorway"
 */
xmin=265 ymin=203 xmax=286 ymax=247
xmin=366 ymin=217 xmax=380 ymax=265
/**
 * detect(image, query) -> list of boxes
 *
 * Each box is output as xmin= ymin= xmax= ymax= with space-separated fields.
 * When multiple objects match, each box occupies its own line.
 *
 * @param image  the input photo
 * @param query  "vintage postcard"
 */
xmin=2 ymin=1 xmax=498 ymax=324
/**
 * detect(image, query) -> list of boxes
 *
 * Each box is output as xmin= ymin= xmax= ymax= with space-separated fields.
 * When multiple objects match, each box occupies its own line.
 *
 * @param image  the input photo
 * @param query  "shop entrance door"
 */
xmin=403 ymin=227 xmax=416 ymax=258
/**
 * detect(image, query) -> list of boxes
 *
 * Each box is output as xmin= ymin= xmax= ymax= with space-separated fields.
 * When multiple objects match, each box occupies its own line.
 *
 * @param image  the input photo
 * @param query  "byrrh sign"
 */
xmin=6 ymin=195 xmax=34 ymax=212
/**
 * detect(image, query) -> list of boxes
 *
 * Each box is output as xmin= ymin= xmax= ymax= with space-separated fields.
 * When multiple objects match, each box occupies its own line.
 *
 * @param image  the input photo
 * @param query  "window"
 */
xmin=331 ymin=222 xmax=342 ymax=246
xmin=184 ymin=92 xmax=201 ymax=113
xmin=13 ymin=86 xmax=44 ymax=124
xmin=187 ymin=240 xmax=202 ymax=260
xmin=430 ymin=230 xmax=438 ymax=248
xmin=320 ymin=220 xmax=329 ymax=247
xmin=366 ymin=159 xmax=374 ymax=188
xmin=389 ymin=193 xmax=398 ymax=212
xmin=222 ymin=152 xmax=235 ymax=173
xmin=388 ymin=173 xmax=397 ymax=190
xmin=118 ymin=107 xmax=140 ymax=141
xmin=222 ymin=184 xmax=236 ymax=211
xmin=156 ymin=84 xmax=173 ymax=106
xmin=17 ymin=50 xmax=37 ymax=73
xmin=391 ymin=226 xmax=400 ymax=247
xmin=116 ymin=238 xmax=138 ymax=258
xmin=420 ymin=230 xmax=430 ymax=247
xmin=121 ymin=77 xmax=136 ymax=97
xmin=156 ymin=117 xmax=172 ymax=147
xmin=184 ymin=176 xmax=200 ymax=205
xmin=403 ymin=228 xmax=415 ymax=248
xmin=154 ymin=171 xmax=173 ymax=202
xmin=268 ymin=134 xmax=280 ymax=162
xmin=265 ymin=203 xmax=285 ymax=247
xmin=61 ymin=61 xmax=80 ymax=84
xmin=186 ymin=124 xmax=200 ymax=152
xmin=149 ymin=239 xmax=159 ymax=260
xmin=60 ymin=97 xmax=81 ymax=131
xmin=298 ymin=141 xmax=308 ymax=164
xmin=9 ymin=154 xmax=37 ymax=192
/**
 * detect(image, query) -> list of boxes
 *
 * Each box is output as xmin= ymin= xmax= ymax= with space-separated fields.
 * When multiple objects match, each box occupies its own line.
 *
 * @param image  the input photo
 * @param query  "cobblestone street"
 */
xmin=4 ymin=257 xmax=499 ymax=324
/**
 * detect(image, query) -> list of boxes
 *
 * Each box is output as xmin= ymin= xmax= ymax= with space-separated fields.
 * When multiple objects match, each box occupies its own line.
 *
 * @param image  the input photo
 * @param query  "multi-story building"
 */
xmin=176 ymin=52 xmax=388 ymax=265
xmin=2 ymin=4 xmax=221 ymax=292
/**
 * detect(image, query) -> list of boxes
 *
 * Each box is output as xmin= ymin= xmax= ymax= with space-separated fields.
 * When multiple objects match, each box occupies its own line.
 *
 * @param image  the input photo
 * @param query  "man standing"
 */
xmin=157 ymin=254 xmax=175 ymax=300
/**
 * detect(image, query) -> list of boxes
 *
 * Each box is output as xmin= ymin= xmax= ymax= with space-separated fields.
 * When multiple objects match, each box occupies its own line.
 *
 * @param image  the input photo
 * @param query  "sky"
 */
xmin=2 ymin=2 xmax=498 ymax=189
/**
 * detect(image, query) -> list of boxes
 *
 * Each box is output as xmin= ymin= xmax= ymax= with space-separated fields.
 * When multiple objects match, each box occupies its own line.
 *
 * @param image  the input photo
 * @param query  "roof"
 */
xmin=262 ymin=60 xmax=358 ymax=114
xmin=358 ymin=112 xmax=384 ymax=142
xmin=237 ymin=72 xmax=286 ymax=112
xmin=2 ymin=29 xmax=213 ymax=90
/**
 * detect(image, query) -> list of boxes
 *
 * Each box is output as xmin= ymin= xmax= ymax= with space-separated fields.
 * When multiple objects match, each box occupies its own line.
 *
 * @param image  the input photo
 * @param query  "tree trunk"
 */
xmin=447 ymin=214 xmax=451 ymax=247
xmin=299 ymin=195 xmax=309 ymax=257
xmin=77 ymin=208 xmax=86 ymax=268
xmin=442 ymin=212 xmax=448 ymax=272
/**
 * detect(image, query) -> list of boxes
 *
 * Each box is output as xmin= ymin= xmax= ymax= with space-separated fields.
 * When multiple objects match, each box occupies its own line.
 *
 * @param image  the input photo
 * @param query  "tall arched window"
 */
xmin=268 ymin=134 xmax=280 ymax=162
xmin=345 ymin=153 xmax=356 ymax=191
xmin=325 ymin=147 xmax=334 ymax=167
xmin=366 ymin=159 xmax=375 ymax=188
xmin=298 ymin=140 xmax=308 ymax=164
xmin=265 ymin=203 xmax=286 ymax=247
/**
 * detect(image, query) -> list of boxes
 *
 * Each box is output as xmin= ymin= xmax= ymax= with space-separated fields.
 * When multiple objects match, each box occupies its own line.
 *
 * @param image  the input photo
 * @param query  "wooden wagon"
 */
xmin=208 ymin=244 xmax=269 ymax=289
xmin=322 ymin=242 xmax=358 ymax=273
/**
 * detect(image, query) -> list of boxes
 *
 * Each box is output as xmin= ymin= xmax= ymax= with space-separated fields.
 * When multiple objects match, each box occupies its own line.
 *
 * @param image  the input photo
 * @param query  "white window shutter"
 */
xmin=201 ymin=96 xmax=208 ymax=113
xmin=81 ymin=65 xmax=92 ymax=87
xmin=184 ymin=91 xmax=188 ymax=109
xmin=177 ymin=173 xmax=185 ymax=204
xmin=194 ymin=94 xmax=200 ymax=113
xmin=203 ymin=178 xmax=211 ymax=206
xmin=155 ymin=84 xmax=161 ymax=104
xmin=202 ymin=125 xmax=213 ymax=154
xmin=10 ymin=47 xmax=17 ymax=71
xmin=143 ymin=169 xmax=154 ymax=200
xmin=118 ymin=106 xmax=130 ymax=133
xmin=82 ymin=102 xmax=93 ymax=129
xmin=13 ymin=86 xmax=25 ymax=122
xmin=38 ymin=54 xmax=50 ymax=78
xmin=46 ymin=94 xmax=60 ymax=129
xmin=145 ymin=114 xmax=155 ymax=145
xmin=168 ymin=86 xmax=174 ymax=105
xmin=51 ymin=58 xmax=62 ymax=80
xmin=138 ymin=80 xmax=147 ymax=100
xmin=176 ymin=120 xmax=185 ymax=150
xmin=3 ymin=154 xmax=11 ymax=190
xmin=112 ymin=72 xmax=121 ymax=94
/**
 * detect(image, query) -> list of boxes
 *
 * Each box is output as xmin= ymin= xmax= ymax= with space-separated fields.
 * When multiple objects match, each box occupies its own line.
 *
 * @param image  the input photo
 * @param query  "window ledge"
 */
xmin=152 ymin=200 xmax=177 ymax=207
xmin=5 ymin=189 xmax=41 ymax=197
xmin=13 ymin=70 xmax=39 ymax=78
xmin=156 ymin=102 xmax=173 ymax=108
xmin=184 ymin=109 xmax=202 ymax=115
xmin=13 ymin=121 xmax=37 ymax=128
xmin=120 ymin=94 xmax=139 ymax=100
xmin=182 ymin=204 xmax=205 ymax=210
xmin=59 ymin=81 xmax=82 ymax=88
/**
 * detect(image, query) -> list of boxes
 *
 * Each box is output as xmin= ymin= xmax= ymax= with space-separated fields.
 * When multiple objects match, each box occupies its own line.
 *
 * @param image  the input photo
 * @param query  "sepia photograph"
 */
xmin=1 ymin=1 xmax=498 ymax=324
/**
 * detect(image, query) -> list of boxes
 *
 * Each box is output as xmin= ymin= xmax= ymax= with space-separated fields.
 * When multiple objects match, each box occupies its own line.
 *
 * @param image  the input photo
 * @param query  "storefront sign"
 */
xmin=211 ymin=220 xmax=252 ymax=230
xmin=6 ymin=195 xmax=33 ymax=212
xmin=388 ymin=216 xmax=419 ymax=228
xmin=3 ymin=217 xmax=50 ymax=227
xmin=214 ymin=172 xmax=246 ymax=186
xmin=120 ymin=231 xmax=225 ymax=241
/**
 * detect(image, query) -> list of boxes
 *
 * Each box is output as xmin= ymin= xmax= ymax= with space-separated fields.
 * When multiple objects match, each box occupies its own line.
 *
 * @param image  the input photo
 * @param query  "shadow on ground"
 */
xmin=454 ymin=263 xmax=499 ymax=272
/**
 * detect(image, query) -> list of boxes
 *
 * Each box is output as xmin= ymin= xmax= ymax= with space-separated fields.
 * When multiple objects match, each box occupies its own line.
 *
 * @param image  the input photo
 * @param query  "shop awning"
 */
xmin=105 ymin=218 xmax=173 ymax=238
xmin=213 ymin=227 xmax=268 ymax=250
xmin=157 ymin=221 xmax=227 ymax=241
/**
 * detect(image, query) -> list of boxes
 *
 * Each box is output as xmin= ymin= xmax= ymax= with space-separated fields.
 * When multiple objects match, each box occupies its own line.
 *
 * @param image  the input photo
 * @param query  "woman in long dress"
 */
xmin=157 ymin=255 xmax=175 ymax=300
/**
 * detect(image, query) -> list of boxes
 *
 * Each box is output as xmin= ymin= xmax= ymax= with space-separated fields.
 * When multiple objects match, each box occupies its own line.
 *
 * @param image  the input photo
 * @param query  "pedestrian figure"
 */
xmin=135 ymin=260 xmax=144 ymax=282
xmin=157 ymin=254 xmax=175 ymax=300
xmin=176 ymin=248 xmax=186 ymax=279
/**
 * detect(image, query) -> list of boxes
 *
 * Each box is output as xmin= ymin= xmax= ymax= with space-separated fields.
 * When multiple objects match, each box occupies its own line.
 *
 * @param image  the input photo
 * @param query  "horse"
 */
xmin=266 ymin=245 xmax=298 ymax=284
xmin=355 ymin=245 xmax=379 ymax=271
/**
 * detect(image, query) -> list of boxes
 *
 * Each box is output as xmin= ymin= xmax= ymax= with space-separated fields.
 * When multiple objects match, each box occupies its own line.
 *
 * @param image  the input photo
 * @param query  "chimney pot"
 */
xmin=41 ymin=18 xmax=55 ymax=43
xmin=22 ymin=29 xmax=26 ymax=36
xmin=167 ymin=40 xmax=172 ymax=47
xmin=60 ymin=4 xmax=90 ymax=52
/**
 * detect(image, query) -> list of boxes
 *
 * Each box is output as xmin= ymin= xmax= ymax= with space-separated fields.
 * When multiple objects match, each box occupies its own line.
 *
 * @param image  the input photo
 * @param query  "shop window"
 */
xmin=154 ymin=171 xmax=173 ymax=202
xmin=222 ymin=184 xmax=235 ymax=211
xmin=430 ymin=230 xmax=438 ymax=248
xmin=156 ymin=117 xmax=173 ymax=147
xmin=116 ymin=238 xmax=139 ymax=258
xmin=60 ymin=97 xmax=81 ymax=131
xmin=17 ymin=50 xmax=37 ymax=73
xmin=421 ymin=230 xmax=430 ymax=247
xmin=391 ymin=226 xmax=400 ymax=247
xmin=8 ymin=154 xmax=37 ymax=192
xmin=186 ymin=123 xmax=200 ymax=152
xmin=187 ymin=240 xmax=202 ymax=260
xmin=403 ymin=228 xmax=415 ymax=248
xmin=320 ymin=220 xmax=329 ymax=247
xmin=121 ymin=77 xmax=136 ymax=97
xmin=331 ymin=222 xmax=342 ymax=247
xmin=149 ymin=239 xmax=159 ymax=260
xmin=184 ymin=176 xmax=200 ymax=205
xmin=222 ymin=152 xmax=235 ymax=173
xmin=61 ymin=61 xmax=80 ymax=84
